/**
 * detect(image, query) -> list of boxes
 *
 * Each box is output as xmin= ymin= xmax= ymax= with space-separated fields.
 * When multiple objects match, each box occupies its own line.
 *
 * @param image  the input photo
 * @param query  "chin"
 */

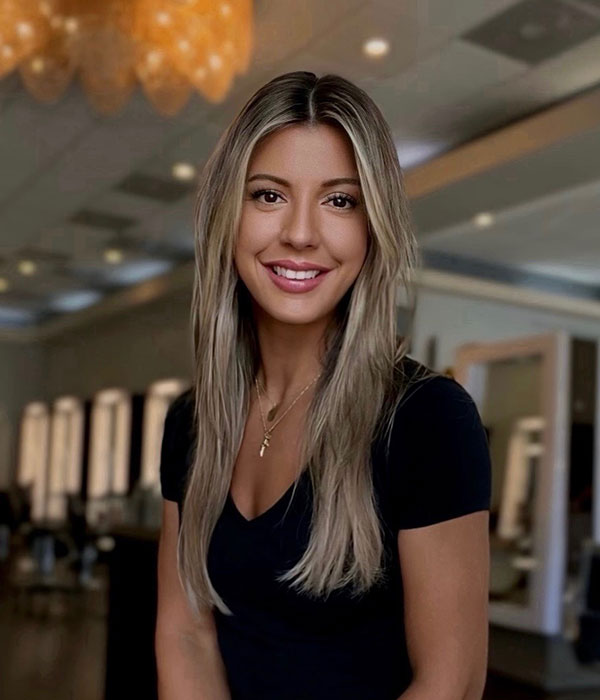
xmin=267 ymin=311 xmax=324 ymax=326
xmin=258 ymin=301 xmax=332 ymax=327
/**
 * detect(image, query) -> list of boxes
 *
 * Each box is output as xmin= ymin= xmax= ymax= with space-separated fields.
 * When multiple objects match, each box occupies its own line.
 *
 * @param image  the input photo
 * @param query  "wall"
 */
xmin=41 ymin=286 xmax=194 ymax=402
xmin=411 ymin=288 xmax=600 ymax=370
xmin=0 ymin=341 xmax=46 ymax=488
xmin=0 ymin=286 xmax=193 ymax=487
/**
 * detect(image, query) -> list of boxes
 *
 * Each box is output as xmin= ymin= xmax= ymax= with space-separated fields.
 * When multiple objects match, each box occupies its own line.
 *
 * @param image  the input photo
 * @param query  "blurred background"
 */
xmin=0 ymin=1 xmax=600 ymax=698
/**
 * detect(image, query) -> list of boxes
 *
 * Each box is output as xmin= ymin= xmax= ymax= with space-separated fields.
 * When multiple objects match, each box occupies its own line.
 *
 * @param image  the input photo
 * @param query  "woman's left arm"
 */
xmin=396 ymin=510 xmax=490 ymax=700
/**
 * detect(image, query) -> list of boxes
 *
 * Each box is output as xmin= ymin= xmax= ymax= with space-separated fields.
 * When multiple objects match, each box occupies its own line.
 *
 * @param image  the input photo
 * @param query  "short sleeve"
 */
xmin=389 ymin=375 xmax=492 ymax=530
xmin=159 ymin=389 xmax=195 ymax=505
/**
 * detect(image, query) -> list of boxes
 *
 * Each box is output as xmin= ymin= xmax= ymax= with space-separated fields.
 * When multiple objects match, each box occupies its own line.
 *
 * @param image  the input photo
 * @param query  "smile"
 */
xmin=272 ymin=265 xmax=321 ymax=280
xmin=262 ymin=263 xmax=331 ymax=293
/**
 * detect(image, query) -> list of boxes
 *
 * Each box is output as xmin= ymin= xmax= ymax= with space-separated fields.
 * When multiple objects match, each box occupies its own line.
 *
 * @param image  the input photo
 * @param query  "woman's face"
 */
xmin=234 ymin=123 xmax=369 ymax=328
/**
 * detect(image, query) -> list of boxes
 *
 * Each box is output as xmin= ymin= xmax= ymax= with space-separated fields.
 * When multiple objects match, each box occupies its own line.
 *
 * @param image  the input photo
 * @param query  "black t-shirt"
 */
xmin=159 ymin=357 xmax=492 ymax=700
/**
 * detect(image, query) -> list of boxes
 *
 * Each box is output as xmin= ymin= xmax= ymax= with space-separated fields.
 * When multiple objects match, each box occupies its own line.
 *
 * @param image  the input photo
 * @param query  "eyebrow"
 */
xmin=246 ymin=173 xmax=361 ymax=188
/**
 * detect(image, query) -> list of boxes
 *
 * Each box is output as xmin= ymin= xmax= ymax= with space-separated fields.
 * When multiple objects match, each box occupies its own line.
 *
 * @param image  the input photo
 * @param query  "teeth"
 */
xmin=273 ymin=265 xmax=321 ymax=280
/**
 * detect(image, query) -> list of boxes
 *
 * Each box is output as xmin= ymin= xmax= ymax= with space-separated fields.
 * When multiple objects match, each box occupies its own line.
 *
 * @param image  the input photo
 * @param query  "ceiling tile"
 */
xmin=91 ymin=189 xmax=166 ymax=223
xmin=417 ymin=169 xmax=600 ymax=290
xmin=142 ymin=120 xmax=222 ymax=178
xmin=462 ymin=0 xmax=600 ymax=65
xmin=411 ymin=123 xmax=600 ymax=235
xmin=0 ymin=86 xmax=96 ymax=207
xmin=0 ymin=93 xmax=202 ymax=248
xmin=69 ymin=209 xmax=137 ymax=231
xmin=250 ymin=0 xmax=368 ymax=71
xmin=360 ymin=39 xmax=525 ymax=143
xmin=0 ymin=73 xmax=21 ymax=114
xmin=389 ymin=0 xmax=522 ymax=44
xmin=35 ymin=224 xmax=111 ymax=259
xmin=116 ymin=172 xmax=194 ymax=203
xmin=293 ymin=2 xmax=428 ymax=82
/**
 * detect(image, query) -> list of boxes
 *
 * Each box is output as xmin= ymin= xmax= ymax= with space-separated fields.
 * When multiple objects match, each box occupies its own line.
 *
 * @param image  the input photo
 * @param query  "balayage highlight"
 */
xmin=178 ymin=71 xmax=436 ymax=616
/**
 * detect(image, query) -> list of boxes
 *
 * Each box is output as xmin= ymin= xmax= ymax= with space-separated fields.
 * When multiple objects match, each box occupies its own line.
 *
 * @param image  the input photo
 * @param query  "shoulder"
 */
xmin=381 ymin=356 xmax=492 ymax=529
xmin=376 ymin=354 xmax=480 ymax=463
xmin=391 ymin=356 xmax=488 ymax=460
xmin=162 ymin=387 xmax=196 ymax=456
xmin=159 ymin=388 xmax=196 ymax=504
xmin=165 ymin=387 xmax=195 ymax=430
xmin=390 ymin=355 xmax=478 ymax=427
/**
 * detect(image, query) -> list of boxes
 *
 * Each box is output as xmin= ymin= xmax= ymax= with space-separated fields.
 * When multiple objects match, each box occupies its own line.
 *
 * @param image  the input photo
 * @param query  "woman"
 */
xmin=155 ymin=71 xmax=491 ymax=699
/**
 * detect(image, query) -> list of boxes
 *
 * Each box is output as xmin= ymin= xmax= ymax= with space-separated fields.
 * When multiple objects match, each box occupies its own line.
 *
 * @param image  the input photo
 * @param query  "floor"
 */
xmin=0 ymin=568 xmax=107 ymax=700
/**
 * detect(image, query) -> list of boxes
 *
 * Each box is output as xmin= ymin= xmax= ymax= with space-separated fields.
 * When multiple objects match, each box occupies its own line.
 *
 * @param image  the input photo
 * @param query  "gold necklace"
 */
xmin=255 ymin=377 xmax=280 ymax=422
xmin=254 ymin=372 xmax=321 ymax=457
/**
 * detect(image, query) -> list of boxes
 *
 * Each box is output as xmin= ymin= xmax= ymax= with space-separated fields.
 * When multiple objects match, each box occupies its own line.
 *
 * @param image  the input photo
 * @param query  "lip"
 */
xmin=262 ymin=262 xmax=331 ymax=293
xmin=262 ymin=259 xmax=332 ymax=272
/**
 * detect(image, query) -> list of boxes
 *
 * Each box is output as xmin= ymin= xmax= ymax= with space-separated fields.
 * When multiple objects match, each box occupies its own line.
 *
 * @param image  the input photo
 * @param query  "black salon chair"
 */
xmin=10 ymin=495 xmax=97 ymax=616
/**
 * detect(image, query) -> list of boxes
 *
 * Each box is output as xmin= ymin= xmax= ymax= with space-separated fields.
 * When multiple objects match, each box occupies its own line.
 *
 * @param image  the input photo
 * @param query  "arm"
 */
xmin=155 ymin=500 xmax=232 ymax=700
xmin=396 ymin=510 xmax=490 ymax=700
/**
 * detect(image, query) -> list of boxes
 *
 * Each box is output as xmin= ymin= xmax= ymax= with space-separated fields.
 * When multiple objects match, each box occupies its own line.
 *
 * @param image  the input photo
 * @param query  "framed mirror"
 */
xmin=455 ymin=332 xmax=571 ymax=634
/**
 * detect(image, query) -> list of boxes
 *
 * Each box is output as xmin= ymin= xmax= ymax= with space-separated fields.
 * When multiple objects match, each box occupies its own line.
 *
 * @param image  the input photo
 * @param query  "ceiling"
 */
xmin=1 ymin=0 xmax=600 ymax=331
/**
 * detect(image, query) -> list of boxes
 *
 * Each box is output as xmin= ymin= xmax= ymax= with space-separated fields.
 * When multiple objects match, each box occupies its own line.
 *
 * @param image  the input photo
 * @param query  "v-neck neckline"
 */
xmin=226 ymin=469 xmax=309 ymax=526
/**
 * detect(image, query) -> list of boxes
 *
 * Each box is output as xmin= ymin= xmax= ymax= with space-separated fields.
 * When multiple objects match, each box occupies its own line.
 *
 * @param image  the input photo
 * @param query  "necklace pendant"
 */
xmin=259 ymin=434 xmax=271 ymax=457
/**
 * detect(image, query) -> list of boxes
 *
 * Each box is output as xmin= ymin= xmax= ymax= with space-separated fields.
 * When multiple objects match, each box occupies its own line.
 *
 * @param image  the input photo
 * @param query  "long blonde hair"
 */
xmin=180 ymin=71 xmax=431 ymax=615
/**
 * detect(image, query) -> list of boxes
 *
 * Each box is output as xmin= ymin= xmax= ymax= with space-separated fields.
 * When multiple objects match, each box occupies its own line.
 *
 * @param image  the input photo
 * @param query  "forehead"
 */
xmin=248 ymin=123 xmax=358 ymax=177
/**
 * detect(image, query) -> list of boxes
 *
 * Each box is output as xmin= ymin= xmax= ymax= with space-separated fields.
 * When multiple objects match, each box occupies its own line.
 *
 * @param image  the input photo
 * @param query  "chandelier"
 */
xmin=0 ymin=0 xmax=253 ymax=116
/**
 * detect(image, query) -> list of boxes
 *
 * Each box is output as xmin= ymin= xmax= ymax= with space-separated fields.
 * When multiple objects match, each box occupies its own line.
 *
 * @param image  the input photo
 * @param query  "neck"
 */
xmin=253 ymin=308 xmax=330 ymax=405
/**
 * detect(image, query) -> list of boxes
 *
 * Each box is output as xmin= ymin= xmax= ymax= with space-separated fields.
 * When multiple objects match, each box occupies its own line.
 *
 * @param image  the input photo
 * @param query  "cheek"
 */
xmin=236 ymin=209 xmax=274 ymax=256
xmin=329 ymin=223 xmax=368 ymax=269
xmin=233 ymin=226 xmax=256 ymax=274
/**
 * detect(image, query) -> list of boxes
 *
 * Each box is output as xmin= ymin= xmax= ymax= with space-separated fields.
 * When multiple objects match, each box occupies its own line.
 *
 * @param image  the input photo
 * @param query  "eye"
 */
xmin=250 ymin=188 xmax=282 ymax=204
xmin=249 ymin=188 xmax=358 ymax=210
xmin=324 ymin=193 xmax=358 ymax=210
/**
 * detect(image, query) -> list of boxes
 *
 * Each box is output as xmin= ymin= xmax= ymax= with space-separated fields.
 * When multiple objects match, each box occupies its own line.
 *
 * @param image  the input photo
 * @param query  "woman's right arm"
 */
xmin=155 ymin=499 xmax=232 ymax=699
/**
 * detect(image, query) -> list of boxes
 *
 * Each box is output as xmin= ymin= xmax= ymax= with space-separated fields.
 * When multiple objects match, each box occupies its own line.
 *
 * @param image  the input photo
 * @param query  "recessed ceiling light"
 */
xmin=104 ymin=247 xmax=124 ymax=264
xmin=0 ymin=277 xmax=9 ymax=292
xmin=363 ymin=37 xmax=390 ymax=58
xmin=473 ymin=212 xmax=495 ymax=228
xmin=18 ymin=259 xmax=37 ymax=275
xmin=172 ymin=162 xmax=197 ymax=181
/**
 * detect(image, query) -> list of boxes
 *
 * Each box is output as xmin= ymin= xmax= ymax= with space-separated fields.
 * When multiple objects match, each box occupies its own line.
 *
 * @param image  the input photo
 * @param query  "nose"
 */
xmin=279 ymin=195 xmax=319 ymax=249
